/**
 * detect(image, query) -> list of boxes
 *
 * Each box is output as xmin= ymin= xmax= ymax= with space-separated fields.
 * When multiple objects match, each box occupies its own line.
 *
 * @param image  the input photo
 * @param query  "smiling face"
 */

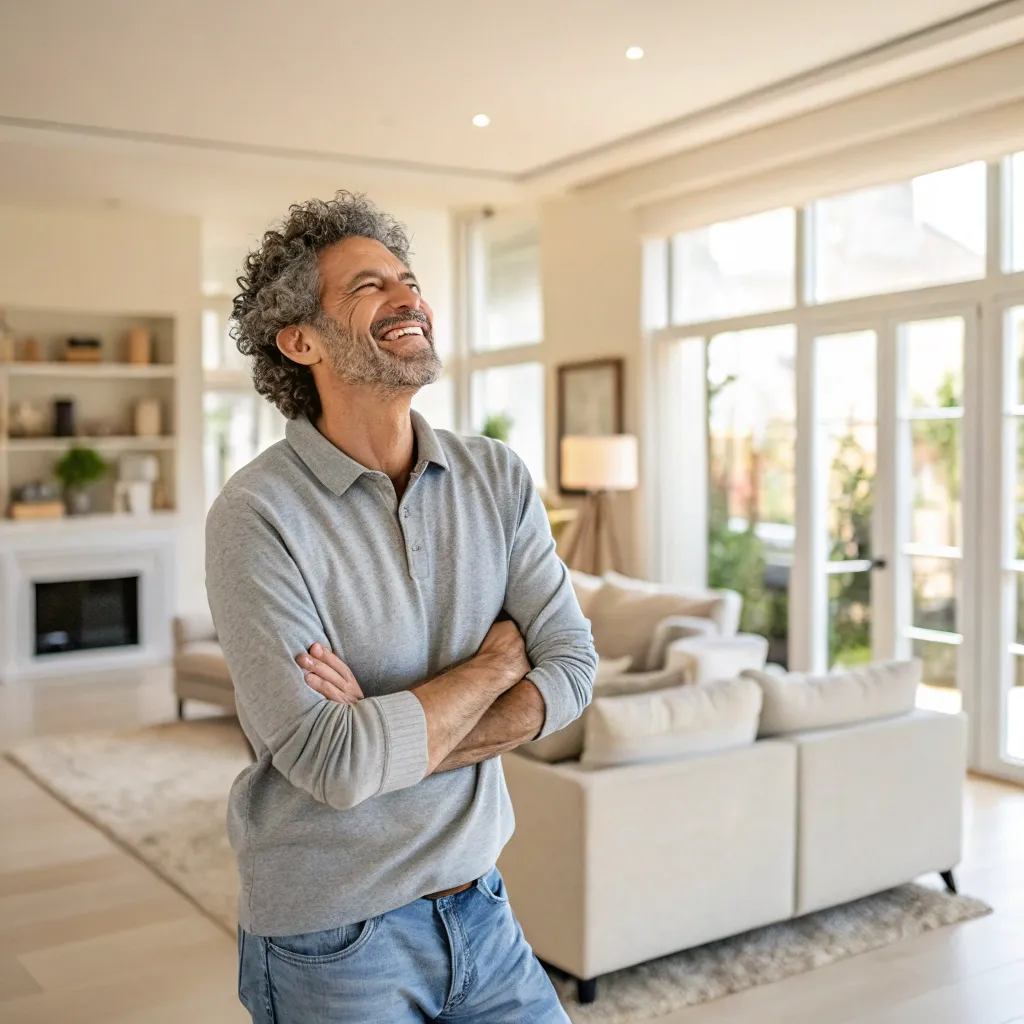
xmin=311 ymin=236 xmax=443 ymax=393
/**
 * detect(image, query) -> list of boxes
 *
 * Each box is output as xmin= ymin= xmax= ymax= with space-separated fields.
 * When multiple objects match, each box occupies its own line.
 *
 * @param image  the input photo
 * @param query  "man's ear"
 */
xmin=276 ymin=324 xmax=321 ymax=366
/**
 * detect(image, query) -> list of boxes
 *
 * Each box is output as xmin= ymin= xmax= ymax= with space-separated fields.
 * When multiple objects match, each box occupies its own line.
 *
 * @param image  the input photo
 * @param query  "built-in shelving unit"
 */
xmin=2 ymin=435 xmax=177 ymax=453
xmin=1 ymin=308 xmax=178 ymax=519
xmin=4 ymin=362 xmax=176 ymax=379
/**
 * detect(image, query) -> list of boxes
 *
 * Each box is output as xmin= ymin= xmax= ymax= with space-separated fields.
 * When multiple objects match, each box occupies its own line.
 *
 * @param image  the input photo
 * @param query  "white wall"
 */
xmin=0 ymin=204 xmax=204 ymax=610
xmin=539 ymin=196 xmax=646 ymax=574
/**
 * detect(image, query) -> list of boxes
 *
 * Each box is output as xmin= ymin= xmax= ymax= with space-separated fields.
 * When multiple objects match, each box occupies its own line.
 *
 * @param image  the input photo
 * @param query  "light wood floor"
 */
xmin=1 ymin=668 xmax=1023 ymax=1023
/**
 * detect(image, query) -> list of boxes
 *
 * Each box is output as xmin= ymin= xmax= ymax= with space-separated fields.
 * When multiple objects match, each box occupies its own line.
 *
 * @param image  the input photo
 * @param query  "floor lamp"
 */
xmin=559 ymin=434 xmax=638 ymax=575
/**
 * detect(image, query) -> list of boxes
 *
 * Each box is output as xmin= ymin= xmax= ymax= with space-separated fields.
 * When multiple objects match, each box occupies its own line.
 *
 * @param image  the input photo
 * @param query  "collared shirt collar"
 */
xmin=286 ymin=409 xmax=449 ymax=497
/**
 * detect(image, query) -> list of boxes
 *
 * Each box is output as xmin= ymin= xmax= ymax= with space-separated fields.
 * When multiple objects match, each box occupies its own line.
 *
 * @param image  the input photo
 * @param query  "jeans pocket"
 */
xmin=477 ymin=867 xmax=510 ymax=905
xmin=266 ymin=918 xmax=378 ymax=965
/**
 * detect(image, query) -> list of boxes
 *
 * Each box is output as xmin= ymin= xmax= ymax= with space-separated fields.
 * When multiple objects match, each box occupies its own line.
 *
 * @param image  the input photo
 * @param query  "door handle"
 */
xmin=870 ymin=557 xmax=888 ymax=570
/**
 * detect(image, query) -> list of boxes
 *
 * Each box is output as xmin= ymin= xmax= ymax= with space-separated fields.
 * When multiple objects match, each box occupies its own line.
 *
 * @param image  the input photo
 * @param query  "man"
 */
xmin=206 ymin=191 xmax=597 ymax=1023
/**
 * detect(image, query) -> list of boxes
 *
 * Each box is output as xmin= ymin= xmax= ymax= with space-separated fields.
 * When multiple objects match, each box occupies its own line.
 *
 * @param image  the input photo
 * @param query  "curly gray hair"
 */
xmin=231 ymin=192 xmax=412 ymax=421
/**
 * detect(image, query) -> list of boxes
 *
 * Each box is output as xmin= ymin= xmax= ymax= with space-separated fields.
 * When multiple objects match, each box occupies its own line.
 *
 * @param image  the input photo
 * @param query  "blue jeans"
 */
xmin=238 ymin=867 xmax=569 ymax=1023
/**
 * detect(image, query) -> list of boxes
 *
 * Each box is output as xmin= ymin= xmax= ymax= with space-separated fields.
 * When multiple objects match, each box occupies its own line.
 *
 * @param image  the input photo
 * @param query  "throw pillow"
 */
xmin=743 ymin=659 xmax=920 ymax=737
xmin=588 ymin=578 xmax=722 ymax=671
xmin=580 ymin=677 xmax=763 ymax=769
xmin=569 ymin=569 xmax=603 ymax=619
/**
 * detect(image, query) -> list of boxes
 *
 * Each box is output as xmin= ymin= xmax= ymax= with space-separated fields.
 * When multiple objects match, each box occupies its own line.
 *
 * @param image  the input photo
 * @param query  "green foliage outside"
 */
xmin=480 ymin=412 xmax=514 ymax=444
xmin=707 ymin=367 xmax=962 ymax=679
xmin=55 ymin=446 xmax=109 ymax=491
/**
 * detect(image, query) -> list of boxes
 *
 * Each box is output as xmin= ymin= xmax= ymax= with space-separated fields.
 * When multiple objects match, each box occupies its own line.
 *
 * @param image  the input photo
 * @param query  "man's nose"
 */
xmin=386 ymin=280 xmax=423 ymax=311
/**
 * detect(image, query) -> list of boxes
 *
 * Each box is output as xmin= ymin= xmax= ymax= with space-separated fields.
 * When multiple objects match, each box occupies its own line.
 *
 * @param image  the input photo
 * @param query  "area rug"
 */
xmin=6 ymin=720 xmax=992 ymax=1023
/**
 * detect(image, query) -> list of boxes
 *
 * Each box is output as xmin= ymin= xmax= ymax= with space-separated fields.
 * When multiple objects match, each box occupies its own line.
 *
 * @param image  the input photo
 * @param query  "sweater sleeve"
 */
xmin=502 ymin=459 xmax=598 ymax=737
xmin=205 ymin=490 xmax=428 ymax=809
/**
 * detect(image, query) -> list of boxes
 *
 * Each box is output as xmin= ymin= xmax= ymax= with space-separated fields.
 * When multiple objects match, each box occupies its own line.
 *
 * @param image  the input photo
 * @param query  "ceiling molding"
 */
xmin=519 ymin=0 xmax=1024 ymax=197
xmin=0 ymin=114 xmax=518 ymax=184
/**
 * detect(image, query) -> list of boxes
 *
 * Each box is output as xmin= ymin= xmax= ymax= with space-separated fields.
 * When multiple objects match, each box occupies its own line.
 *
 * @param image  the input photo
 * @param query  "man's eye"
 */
xmin=358 ymin=281 xmax=381 ymax=291
xmin=408 ymin=282 xmax=421 ymax=293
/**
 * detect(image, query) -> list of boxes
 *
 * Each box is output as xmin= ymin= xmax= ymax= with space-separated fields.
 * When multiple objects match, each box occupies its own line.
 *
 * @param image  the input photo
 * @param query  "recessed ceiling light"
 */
xmin=472 ymin=113 xmax=491 ymax=128
xmin=625 ymin=46 xmax=644 ymax=60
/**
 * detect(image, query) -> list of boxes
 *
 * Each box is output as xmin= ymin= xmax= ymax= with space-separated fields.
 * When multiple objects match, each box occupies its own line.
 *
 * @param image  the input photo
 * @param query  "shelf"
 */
xmin=4 ymin=436 xmax=176 ymax=452
xmin=0 ymin=510 xmax=179 ymax=536
xmin=1 ymin=362 xmax=175 ymax=379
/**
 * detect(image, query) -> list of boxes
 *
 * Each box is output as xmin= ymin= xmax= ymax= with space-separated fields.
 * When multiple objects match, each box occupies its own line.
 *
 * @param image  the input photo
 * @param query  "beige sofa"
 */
xmin=499 ymin=706 xmax=967 ymax=1005
xmin=172 ymin=611 xmax=235 ymax=719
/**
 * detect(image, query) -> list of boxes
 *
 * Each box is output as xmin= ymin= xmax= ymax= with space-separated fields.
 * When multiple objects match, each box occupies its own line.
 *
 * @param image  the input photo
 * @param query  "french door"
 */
xmin=805 ymin=306 xmax=980 ymax=729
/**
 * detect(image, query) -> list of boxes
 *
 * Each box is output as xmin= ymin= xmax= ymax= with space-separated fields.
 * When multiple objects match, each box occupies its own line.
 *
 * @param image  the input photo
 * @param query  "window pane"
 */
xmin=1011 ymin=152 xmax=1024 ymax=273
xmin=911 ymin=420 xmax=961 ymax=548
xmin=1009 ymin=657 xmax=1024 ymax=761
xmin=1012 ymin=306 xmax=1024 ymax=407
xmin=1014 ymin=417 xmax=1024 ymax=560
xmin=905 ymin=318 xmax=964 ymax=409
xmin=707 ymin=324 xmax=796 ymax=666
xmin=471 ymin=216 xmax=542 ymax=351
xmin=412 ymin=377 xmax=456 ymax=433
xmin=642 ymin=238 xmax=670 ymax=331
xmin=671 ymin=208 xmax=795 ymax=325
xmin=811 ymin=162 xmax=986 ymax=303
xmin=910 ymin=556 xmax=958 ymax=633
xmin=829 ymin=570 xmax=872 ymax=669
xmin=470 ymin=362 xmax=545 ymax=485
xmin=203 ymin=392 xmax=257 ymax=507
xmin=913 ymin=634 xmax=958 ymax=692
xmin=202 ymin=304 xmax=248 ymax=372
xmin=819 ymin=331 xmax=876 ymax=559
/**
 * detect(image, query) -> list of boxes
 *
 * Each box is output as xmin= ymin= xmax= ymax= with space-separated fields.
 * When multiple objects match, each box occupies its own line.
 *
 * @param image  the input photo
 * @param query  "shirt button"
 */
xmin=412 ymin=542 xmax=421 ymax=551
xmin=403 ymin=509 xmax=411 ymax=519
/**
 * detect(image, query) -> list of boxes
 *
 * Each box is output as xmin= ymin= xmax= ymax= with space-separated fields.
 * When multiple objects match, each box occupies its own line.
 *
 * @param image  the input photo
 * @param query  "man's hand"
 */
xmin=296 ymin=643 xmax=364 ymax=704
xmin=475 ymin=620 xmax=530 ymax=692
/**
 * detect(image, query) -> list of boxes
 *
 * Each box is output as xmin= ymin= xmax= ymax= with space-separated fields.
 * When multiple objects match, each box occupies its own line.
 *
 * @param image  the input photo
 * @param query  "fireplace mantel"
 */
xmin=0 ymin=513 xmax=177 ymax=682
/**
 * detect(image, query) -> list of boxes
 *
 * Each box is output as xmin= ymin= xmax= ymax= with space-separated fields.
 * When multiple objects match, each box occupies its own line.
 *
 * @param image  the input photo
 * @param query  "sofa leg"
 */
xmin=177 ymin=698 xmax=185 ymax=720
xmin=577 ymin=978 xmax=597 ymax=1005
xmin=940 ymin=870 xmax=957 ymax=894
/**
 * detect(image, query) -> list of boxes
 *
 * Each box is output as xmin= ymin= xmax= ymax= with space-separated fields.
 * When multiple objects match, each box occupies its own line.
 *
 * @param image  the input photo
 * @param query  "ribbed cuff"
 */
xmin=373 ymin=690 xmax=429 ymax=794
xmin=528 ymin=664 xmax=575 ymax=739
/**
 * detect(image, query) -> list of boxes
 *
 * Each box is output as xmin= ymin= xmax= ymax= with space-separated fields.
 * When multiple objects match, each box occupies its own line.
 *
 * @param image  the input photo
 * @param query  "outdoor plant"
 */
xmin=480 ymin=412 xmax=514 ymax=444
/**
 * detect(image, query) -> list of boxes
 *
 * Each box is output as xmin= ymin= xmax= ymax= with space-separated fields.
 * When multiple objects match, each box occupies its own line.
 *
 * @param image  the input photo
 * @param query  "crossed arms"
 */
xmin=206 ymin=465 xmax=597 ymax=811
xmin=296 ymin=621 xmax=547 ymax=775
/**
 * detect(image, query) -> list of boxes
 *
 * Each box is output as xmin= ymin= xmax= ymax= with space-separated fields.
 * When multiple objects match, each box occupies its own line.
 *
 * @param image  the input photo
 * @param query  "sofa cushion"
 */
xmin=581 ymin=677 xmax=763 ymax=768
xmin=588 ymin=576 xmax=722 ymax=671
xmin=517 ymin=656 xmax=675 ymax=764
xmin=569 ymin=569 xmax=604 ymax=619
xmin=174 ymin=641 xmax=232 ymax=684
xmin=743 ymin=659 xmax=920 ymax=737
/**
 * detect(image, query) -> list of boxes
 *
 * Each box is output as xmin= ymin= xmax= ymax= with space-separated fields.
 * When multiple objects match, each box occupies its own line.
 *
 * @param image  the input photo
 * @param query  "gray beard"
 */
xmin=317 ymin=314 xmax=443 ymax=396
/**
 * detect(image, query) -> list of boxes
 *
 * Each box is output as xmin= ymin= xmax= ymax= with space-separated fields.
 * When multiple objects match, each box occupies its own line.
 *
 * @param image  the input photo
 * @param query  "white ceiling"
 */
xmin=0 ymin=0 xmax=1015 ymax=214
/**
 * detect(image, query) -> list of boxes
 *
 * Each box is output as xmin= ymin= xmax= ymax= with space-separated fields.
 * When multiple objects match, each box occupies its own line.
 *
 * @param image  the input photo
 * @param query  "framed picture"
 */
xmin=557 ymin=358 xmax=624 ymax=494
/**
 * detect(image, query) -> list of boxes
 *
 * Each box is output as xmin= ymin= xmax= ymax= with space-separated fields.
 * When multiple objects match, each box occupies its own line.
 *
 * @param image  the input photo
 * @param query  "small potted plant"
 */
xmin=55 ymin=446 xmax=109 ymax=515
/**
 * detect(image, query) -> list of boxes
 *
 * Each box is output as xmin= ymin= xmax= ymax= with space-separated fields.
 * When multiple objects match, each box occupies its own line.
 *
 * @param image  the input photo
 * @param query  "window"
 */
xmin=809 ymin=162 xmax=987 ymax=303
xmin=707 ymin=324 xmax=796 ymax=666
xmin=1011 ymin=152 xmax=1024 ymax=273
xmin=671 ymin=208 xmax=795 ymax=325
xmin=470 ymin=362 xmax=545 ymax=485
xmin=642 ymin=238 xmax=670 ymax=330
xmin=470 ymin=216 xmax=542 ymax=351
xmin=1006 ymin=306 xmax=1024 ymax=760
xmin=203 ymin=391 xmax=286 ymax=509
xmin=411 ymin=377 xmax=456 ymax=433
xmin=816 ymin=330 xmax=877 ymax=669
xmin=202 ymin=305 xmax=249 ymax=373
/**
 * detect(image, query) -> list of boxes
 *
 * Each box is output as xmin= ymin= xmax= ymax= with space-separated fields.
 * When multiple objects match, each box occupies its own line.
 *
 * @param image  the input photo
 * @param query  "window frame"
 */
xmin=647 ymin=153 xmax=1024 ymax=785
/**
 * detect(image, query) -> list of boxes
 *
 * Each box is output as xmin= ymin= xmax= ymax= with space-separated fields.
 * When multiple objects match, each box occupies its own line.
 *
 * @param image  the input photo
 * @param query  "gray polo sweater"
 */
xmin=205 ymin=411 xmax=596 ymax=936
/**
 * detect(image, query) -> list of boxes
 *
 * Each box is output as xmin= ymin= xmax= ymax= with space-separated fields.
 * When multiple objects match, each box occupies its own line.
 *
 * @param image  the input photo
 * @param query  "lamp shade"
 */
xmin=560 ymin=434 xmax=638 ymax=491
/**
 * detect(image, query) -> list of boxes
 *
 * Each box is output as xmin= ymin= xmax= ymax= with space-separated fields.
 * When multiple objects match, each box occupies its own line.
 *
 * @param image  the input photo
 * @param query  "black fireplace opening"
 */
xmin=34 ymin=576 xmax=140 ymax=656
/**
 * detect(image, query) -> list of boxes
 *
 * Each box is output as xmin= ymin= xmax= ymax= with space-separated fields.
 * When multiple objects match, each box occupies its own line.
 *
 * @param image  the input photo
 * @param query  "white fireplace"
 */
xmin=0 ymin=513 xmax=177 ymax=682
